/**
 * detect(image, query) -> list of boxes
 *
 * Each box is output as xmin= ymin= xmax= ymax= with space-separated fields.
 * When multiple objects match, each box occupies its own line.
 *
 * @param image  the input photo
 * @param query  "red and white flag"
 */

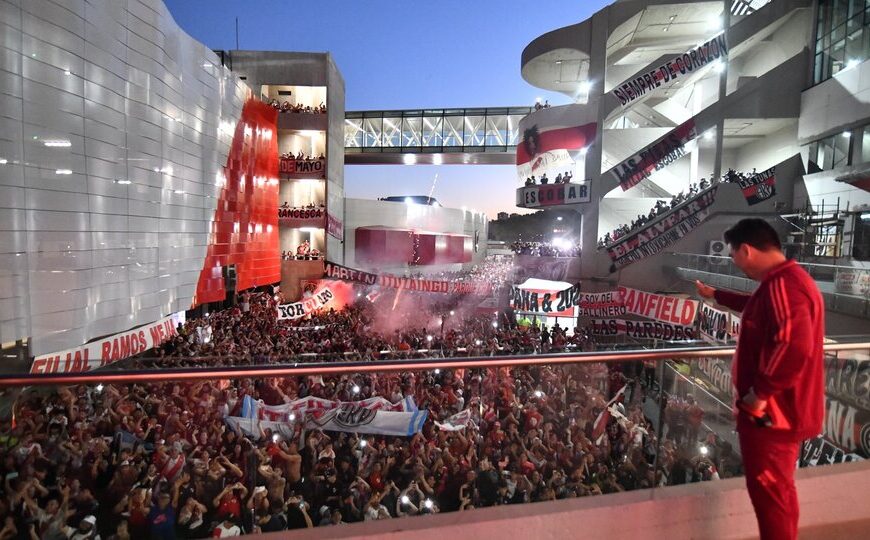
xmin=516 ymin=122 xmax=597 ymax=179
xmin=592 ymin=384 xmax=627 ymax=445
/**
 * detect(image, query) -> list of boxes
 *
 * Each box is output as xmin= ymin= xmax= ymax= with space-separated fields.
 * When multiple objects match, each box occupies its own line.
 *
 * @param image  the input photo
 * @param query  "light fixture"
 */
xmin=842 ymin=131 xmax=852 ymax=138
xmin=713 ymin=60 xmax=725 ymax=73
xmin=0 ymin=159 xmax=7 ymax=165
xmin=578 ymin=81 xmax=591 ymax=94
xmin=55 ymin=169 xmax=72 ymax=175
xmin=43 ymin=140 xmax=71 ymax=147
xmin=173 ymin=189 xmax=184 ymax=194
xmin=845 ymin=58 xmax=861 ymax=70
xmin=115 ymin=179 xmax=131 ymax=185
xmin=64 ymin=70 xmax=72 ymax=75
xmin=579 ymin=146 xmax=588 ymax=156
xmin=708 ymin=16 xmax=722 ymax=31
xmin=404 ymin=196 xmax=414 ymax=204
xmin=557 ymin=216 xmax=563 ymax=221
xmin=704 ymin=131 xmax=714 ymax=140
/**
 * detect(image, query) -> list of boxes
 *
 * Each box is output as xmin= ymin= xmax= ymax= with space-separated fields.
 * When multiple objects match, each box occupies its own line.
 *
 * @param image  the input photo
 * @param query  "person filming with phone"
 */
xmin=695 ymin=218 xmax=824 ymax=540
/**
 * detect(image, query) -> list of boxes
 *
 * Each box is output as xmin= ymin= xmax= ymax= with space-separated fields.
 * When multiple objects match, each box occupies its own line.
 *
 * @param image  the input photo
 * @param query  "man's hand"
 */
xmin=695 ymin=280 xmax=716 ymax=300
xmin=741 ymin=387 xmax=767 ymax=412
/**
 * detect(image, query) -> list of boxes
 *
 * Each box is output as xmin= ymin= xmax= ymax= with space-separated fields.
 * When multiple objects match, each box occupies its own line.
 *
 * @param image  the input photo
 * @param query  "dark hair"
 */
xmin=723 ymin=218 xmax=781 ymax=251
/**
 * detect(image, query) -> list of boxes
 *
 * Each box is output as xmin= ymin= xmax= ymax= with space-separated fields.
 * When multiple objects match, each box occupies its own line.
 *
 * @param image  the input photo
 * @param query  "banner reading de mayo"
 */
xmin=738 ymin=166 xmax=776 ymax=205
xmin=607 ymin=186 xmax=718 ymax=270
xmin=617 ymin=286 xmax=698 ymax=327
xmin=612 ymin=34 xmax=729 ymax=107
xmin=610 ymin=119 xmax=697 ymax=191
xmin=30 ymin=313 xmax=183 ymax=374
xmin=279 ymin=157 xmax=325 ymax=178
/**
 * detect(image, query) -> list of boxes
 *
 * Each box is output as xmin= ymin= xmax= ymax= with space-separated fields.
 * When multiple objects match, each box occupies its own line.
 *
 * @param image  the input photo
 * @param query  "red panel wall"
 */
xmin=355 ymin=228 xmax=414 ymax=265
xmin=355 ymin=228 xmax=471 ymax=266
xmin=194 ymin=99 xmax=280 ymax=306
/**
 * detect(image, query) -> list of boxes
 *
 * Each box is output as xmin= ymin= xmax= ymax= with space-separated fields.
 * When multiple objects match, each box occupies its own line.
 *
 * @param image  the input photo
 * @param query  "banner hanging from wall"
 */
xmin=612 ymin=34 xmax=729 ymax=107
xmin=516 ymin=182 xmax=591 ymax=208
xmin=279 ymin=157 xmax=325 ymax=178
xmin=577 ymin=291 xmax=626 ymax=318
xmin=587 ymin=318 xmax=696 ymax=341
xmin=611 ymin=119 xmax=698 ymax=191
xmin=510 ymin=283 xmax=581 ymax=315
xmin=327 ymin=213 xmax=344 ymax=240
xmin=512 ymin=255 xmax=578 ymax=282
xmin=607 ymin=186 xmax=718 ymax=270
xmin=516 ymin=122 xmax=597 ymax=180
xmin=323 ymin=261 xmax=493 ymax=295
xmin=278 ymin=205 xmax=325 ymax=227
xmin=617 ymin=286 xmax=699 ymax=327
xmin=276 ymin=288 xmax=334 ymax=319
xmin=738 ymin=166 xmax=777 ymax=205
xmin=30 ymin=313 xmax=184 ymax=374
xmin=697 ymin=302 xmax=734 ymax=344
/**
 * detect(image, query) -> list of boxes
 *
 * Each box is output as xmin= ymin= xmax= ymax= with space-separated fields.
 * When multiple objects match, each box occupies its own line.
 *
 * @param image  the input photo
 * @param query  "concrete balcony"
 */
xmin=263 ymin=460 xmax=870 ymax=539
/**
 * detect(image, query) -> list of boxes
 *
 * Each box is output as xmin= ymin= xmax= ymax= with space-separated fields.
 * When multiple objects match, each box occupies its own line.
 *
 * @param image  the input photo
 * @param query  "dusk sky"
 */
xmin=165 ymin=0 xmax=609 ymax=218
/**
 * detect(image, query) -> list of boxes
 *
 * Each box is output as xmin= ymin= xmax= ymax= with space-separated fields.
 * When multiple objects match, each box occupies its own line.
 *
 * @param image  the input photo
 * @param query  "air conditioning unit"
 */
xmin=708 ymin=240 xmax=728 ymax=263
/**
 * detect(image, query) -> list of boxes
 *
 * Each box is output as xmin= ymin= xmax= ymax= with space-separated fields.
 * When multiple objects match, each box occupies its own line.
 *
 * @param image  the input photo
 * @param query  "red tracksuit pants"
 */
xmin=738 ymin=424 xmax=800 ymax=540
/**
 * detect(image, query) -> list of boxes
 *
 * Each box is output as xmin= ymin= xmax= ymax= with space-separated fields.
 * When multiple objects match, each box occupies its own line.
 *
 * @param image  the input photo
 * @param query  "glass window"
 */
xmin=463 ymin=115 xmax=485 ymax=146
xmin=421 ymin=116 xmax=443 ymax=147
xmin=442 ymin=116 xmax=464 ymax=146
xmin=382 ymin=117 xmax=402 ymax=147
xmin=485 ymin=115 xmax=508 ymax=146
xmin=861 ymin=126 xmax=870 ymax=162
xmin=362 ymin=118 xmax=382 ymax=148
xmin=401 ymin=117 xmax=422 ymax=147
xmin=815 ymin=0 xmax=870 ymax=83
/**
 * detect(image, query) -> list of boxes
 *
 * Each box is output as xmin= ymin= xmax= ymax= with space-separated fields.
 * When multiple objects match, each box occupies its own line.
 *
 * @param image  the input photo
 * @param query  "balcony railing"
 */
xmin=1 ymin=342 xmax=866 ymax=536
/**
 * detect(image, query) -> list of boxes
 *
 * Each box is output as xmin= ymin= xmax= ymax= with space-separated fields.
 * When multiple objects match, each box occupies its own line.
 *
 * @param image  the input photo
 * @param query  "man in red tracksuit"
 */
xmin=696 ymin=218 xmax=824 ymax=540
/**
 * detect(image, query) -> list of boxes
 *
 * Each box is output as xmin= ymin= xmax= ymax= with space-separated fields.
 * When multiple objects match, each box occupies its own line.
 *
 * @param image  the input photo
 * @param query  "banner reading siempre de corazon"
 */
xmin=611 ymin=119 xmax=698 ymax=191
xmin=612 ymin=33 xmax=729 ymax=107
xmin=738 ymin=166 xmax=777 ymax=205
xmin=607 ymin=186 xmax=718 ymax=270
xmin=323 ymin=261 xmax=493 ymax=295
xmin=30 ymin=314 xmax=181 ymax=374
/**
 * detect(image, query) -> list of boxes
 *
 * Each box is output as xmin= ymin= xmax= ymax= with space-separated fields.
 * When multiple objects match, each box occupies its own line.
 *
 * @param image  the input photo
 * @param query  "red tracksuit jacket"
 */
xmin=714 ymin=259 xmax=825 ymax=440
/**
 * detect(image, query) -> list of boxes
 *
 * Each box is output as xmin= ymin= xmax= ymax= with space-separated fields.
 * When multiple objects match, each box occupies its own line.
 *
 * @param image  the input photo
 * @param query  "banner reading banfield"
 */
xmin=516 ymin=182 xmax=590 ymax=208
xmin=738 ymin=166 xmax=777 ymax=205
xmin=516 ymin=117 xmax=596 ymax=180
xmin=607 ymin=186 xmax=718 ymax=270
xmin=611 ymin=119 xmax=698 ymax=191
xmin=612 ymin=34 xmax=729 ymax=107
xmin=323 ymin=261 xmax=492 ymax=295
xmin=30 ymin=313 xmax=183 ymax=374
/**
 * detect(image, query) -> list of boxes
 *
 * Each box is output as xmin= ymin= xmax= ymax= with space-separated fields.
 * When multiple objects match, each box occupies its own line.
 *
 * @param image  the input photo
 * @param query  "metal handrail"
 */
xmin=2 ymin=342 xmax=866 ymax=387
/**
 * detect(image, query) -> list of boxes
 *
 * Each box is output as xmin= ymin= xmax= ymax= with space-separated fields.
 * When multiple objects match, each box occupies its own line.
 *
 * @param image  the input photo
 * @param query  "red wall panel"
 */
xmin=193 ymin=99 xmax=281 ymax=306
xmin=355 ymin=228 xmax=414 ymax=265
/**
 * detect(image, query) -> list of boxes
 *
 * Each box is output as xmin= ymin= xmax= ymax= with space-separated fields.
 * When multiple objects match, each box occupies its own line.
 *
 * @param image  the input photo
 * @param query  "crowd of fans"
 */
xmin=533 ymin=100 xmax=551 ymax=111
xmin=523 ymin=171 xmax=573 ymax=186
xmin=281 ymin=241 xmax=322 ymax=262
xmin=597 ymin=178 xmax=713 ymax=248
xmin=269 ymin=99 xmax=327 ymax=114
xmin=0 ymin=281 xmax=737 ymax=537
xmin=279 ymin=151 xmax=325 ymax=162
xmin=510 ymin=241 xmax=580 ymax=258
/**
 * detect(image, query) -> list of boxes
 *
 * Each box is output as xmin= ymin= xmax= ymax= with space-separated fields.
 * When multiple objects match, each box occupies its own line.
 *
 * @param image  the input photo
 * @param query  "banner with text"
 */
xmin=516 ymin=182 xmax=591 ymax=208
xmin=516 ymin=149 xmax=574 ymax=181
xmin=577 ymin=291 xmax=626 ymax=318
xmin=279 ymin=157 xmax=325 ymax=178
xmin=277 ymin=288 xmax=334 ymax=319
xmin=588 ymin=318 xmax=696 ymax=341
xmin=30 ymin=313 xmax=183 ymax=374
xmin=327 ymin=212 xmax=344 ymax=240
xmin=697 ymin=302 xmax=737 ymax=344
xmin=278 ymin=206 xmax=325 ymax=227
xmin=738 ymin=166 xmax=776 ymax=205
xmin=613 ymin=34 xmax=729 ymax=107
xmin=510 ymin=283 xmax=581 ymax=315
xmin=512 ymin=255 xmax=578 ymax=282
xmin=517 ymin=122 xmax=597 ymax=179
xmin=607 ymin=186 xmax=718 ymax=270
xmin=611 ymin=119 xmax=697 ymax=191
xmin=617 ymin=286 xmax=699 ymax=326
xmin=324 ymin=261 xmax=493 ymax=295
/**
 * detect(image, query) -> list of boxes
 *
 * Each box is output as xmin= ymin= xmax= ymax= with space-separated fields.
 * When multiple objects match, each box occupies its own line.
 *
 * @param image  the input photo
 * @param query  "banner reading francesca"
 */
xmin=607 ymin=186 xmax=718 ymax=270
xmin=610 ymin=119 xmax=697 ymax=191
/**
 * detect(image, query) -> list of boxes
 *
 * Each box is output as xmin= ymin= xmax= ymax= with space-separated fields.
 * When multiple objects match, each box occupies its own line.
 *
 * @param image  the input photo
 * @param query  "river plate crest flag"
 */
xmin=516 ymin=122 xmax=597 ymax=180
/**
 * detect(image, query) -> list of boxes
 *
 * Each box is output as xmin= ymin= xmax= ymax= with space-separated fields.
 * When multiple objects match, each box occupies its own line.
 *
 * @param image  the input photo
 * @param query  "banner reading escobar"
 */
xmin=612 ymin=33 xmax=729 ymax=107
xmin=610 ymin=119 xmax=697 ymax=191
xmin=738 ymin=166 xmax=776 ymax=205
xmin=607 ymin=186 xmax=718 ymax=270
